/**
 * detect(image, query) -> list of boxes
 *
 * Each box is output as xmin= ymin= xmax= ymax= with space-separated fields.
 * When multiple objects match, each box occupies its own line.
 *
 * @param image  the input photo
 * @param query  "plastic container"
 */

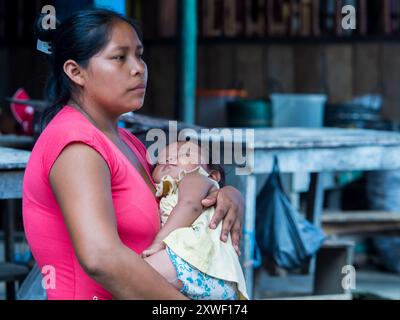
xmin=270 ymin=94 xmax=327 ymax=127
xmin=227 ymin=99 xmax=272 ymax=128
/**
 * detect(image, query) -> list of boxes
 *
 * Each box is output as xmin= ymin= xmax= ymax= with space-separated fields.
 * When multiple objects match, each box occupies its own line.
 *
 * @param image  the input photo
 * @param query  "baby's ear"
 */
xmin=209 ymin=170 xmax=221 ymax=183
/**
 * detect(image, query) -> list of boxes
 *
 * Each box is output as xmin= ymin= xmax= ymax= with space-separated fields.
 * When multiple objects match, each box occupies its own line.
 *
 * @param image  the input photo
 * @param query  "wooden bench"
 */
xmin=0 ymin=263 xmax=29 ymax=282
xmin=322 ymin=211 xmax=400 ymax=235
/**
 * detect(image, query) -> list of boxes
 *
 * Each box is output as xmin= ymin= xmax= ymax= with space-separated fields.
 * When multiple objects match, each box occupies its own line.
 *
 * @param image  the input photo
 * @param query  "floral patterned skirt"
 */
xmin=166 ymin=246 xmax=238 ymax=300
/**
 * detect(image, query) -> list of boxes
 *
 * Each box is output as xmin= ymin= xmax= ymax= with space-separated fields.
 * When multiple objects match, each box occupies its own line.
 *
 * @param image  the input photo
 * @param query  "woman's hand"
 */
xmin=201 ymin=186 xmax=244 ymax=256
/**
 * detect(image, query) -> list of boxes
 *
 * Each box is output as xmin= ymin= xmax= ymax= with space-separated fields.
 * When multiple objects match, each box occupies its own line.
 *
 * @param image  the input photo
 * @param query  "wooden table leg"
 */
xmin=306 ymin=172 xmax=324 ymax=227
xmin=302 ymin=172 xmax=325 ymax=275
xmin=243 ymin=174 xmax=257 ymax=299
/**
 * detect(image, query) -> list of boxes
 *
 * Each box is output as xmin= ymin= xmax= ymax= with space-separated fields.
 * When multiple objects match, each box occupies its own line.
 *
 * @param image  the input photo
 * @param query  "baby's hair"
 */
xmin=208 ymin=162 xmax=226 ymax=188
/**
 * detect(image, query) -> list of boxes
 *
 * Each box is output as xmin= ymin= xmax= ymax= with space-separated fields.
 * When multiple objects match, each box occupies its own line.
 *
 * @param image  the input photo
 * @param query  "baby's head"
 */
xmin=152 ymin=141 xmax=224 ymax=186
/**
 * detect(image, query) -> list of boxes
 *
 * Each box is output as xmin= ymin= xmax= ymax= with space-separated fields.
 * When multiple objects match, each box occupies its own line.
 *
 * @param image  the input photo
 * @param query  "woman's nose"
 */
xmin=129 ymin=57 xmax=146 ymax=76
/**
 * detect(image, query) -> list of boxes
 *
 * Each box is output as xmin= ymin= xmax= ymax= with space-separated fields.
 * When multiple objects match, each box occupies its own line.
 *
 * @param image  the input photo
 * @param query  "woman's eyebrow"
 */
xmin=111 ymin=45 xmax=129 ymax=51
xmin=111 ymin=44 xmax=143 ymax=51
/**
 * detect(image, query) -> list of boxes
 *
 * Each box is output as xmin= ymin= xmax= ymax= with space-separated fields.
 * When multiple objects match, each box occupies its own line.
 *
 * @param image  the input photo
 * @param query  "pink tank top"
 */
xmin=22 ymin=105 xmax=160 ymax=300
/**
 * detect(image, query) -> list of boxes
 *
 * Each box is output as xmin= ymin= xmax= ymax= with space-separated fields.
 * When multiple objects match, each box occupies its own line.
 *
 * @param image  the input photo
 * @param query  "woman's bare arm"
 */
xmin=49 ymin=143 xmax=186 ymax=299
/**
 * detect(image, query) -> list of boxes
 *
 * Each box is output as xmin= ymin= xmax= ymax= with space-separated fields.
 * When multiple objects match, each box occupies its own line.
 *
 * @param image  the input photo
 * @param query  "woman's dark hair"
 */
xmin=35 ymin=8 xmax=142 ymax=131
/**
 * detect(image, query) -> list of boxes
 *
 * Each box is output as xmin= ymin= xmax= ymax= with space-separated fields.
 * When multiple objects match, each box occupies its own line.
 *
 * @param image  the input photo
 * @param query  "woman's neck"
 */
xmin=68 ymin=99 xmax=120 ymax=136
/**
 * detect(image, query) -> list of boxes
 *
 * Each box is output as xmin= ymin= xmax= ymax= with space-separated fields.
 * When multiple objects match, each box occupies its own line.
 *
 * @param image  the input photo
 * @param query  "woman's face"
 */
xmin=81 ymin=20 xmax=147 ymax=115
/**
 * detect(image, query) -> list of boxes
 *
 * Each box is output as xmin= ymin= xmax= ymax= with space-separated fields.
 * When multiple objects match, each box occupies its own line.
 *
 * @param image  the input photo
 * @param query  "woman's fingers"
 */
xmin=230 ymin=218 xmax=242 ymax=256
xmin=209 ymin=195 xmax=228 ymax=229
xmin=220 ymin=207 xmax=237 ymax=242
xmin=204 ymin=186 xmax=244 ymax=255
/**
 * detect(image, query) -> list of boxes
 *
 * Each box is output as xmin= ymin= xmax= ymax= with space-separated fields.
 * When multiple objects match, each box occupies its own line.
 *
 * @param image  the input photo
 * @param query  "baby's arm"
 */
xmin=157 ymin=172 xmax=214 ymax=239
xmin=142 ymin=172 xmax=214 ymax=257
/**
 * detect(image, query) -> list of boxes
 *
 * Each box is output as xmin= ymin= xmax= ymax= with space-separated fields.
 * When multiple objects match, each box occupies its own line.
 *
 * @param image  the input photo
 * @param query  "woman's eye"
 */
xmin=113 ymin=55 xmax=125 ymax=61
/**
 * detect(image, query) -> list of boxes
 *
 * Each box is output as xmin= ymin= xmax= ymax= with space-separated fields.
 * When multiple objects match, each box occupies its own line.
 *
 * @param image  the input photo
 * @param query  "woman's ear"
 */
xmin=209 ymin=169 xmax=221 ymax=183
xmin=63 ymin=59 xmax=85 ymax=87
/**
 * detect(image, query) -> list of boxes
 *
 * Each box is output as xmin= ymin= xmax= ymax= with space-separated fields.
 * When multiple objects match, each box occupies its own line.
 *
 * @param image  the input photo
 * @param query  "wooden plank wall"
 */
xmin=143 ymin=43 xmax=400 ymax=122
xmin=1 ymin=43 xmax=399 ymax=128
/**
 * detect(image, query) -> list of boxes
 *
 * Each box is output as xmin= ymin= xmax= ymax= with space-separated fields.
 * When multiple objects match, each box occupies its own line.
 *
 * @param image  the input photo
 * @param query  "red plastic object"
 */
xmin=10 ymin=88 xmax=34 ymax=135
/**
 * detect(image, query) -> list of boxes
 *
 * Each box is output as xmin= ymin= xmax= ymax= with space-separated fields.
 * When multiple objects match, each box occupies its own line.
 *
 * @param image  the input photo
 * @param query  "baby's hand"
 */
xmin=141 ymin=241 xmax=166 ymax=258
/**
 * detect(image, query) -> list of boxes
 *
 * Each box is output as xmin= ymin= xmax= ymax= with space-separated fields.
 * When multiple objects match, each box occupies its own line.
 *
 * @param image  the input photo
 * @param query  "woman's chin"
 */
xmin=125 ymin=101 xmax=144 ymax=113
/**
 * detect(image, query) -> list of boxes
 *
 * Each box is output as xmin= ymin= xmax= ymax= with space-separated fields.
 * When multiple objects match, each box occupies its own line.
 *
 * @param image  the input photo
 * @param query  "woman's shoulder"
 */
xmin=34 ymin=106 xmax=117 ymax=173
xmin=40 ymin=105 xmax=122 ymax=147
xmin=41 ymin=105 xmax=97 ymax=139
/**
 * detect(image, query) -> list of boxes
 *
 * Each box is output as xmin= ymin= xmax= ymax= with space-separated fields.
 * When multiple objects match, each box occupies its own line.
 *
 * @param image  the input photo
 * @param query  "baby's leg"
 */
xmin=144 ymin=250 xmax=183 ymax=290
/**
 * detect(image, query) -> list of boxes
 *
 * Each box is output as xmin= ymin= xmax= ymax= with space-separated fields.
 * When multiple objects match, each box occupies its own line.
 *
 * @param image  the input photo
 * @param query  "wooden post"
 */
xmin=178 ymin=0 xmax=197 ymax=124
xmin=358 ymin=0 xmax=367 ymax=35
xmin=382 ymin=0 xmax=391 ymax=35
xmin=243 ymin=174 xmax=257 ymax=299
xmin=245 ymin=0 xmax=266 ymax=37
xmin=312 ymin=0 xmax=321 ymax=36
xmin=202 ymin=0 xmax=223 ymax=37
xmin=224 ymin=0 xmax=242 ymax=37
xmin=335 ymin=0 xmax=343 ymax=36
xmin=267 ymin=0 xmax=289 ymax=36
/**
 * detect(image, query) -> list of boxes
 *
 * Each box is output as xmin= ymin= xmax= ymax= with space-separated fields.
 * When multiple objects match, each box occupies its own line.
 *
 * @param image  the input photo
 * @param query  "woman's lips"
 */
xmin=129 ymin=84 xmax=146 ymax=91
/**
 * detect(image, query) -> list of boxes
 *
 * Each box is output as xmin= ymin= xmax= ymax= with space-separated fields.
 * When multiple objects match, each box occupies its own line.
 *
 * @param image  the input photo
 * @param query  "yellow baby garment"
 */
xmin=156 ymin=166 xmax=248 ymax=300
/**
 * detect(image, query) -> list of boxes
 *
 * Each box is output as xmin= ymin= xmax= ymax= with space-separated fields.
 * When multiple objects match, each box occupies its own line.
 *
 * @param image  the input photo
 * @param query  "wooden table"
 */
xmin=0 ymin=135 xmax=34 ymax=150
xmin=193 ymin=127 xmax=400 ymax=298
xmin=4 ymin=128 xmax=400 ymax=299
xmin=0 ymin=147 xmax=31 ymax=299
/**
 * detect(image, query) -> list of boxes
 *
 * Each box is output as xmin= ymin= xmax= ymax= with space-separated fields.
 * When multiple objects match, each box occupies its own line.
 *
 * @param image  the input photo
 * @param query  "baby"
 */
xmin=142 ymin=141 xmax=248 ymax=300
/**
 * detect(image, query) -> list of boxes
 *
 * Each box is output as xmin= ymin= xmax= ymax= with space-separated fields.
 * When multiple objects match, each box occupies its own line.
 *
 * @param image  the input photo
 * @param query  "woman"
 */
xmin=22 ymin=8 xmax=244 ymax=300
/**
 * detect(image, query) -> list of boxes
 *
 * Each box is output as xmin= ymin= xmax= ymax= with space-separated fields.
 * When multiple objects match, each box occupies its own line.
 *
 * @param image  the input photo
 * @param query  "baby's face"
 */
xmin=152 ymin=142 xmax=207 ymax=183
